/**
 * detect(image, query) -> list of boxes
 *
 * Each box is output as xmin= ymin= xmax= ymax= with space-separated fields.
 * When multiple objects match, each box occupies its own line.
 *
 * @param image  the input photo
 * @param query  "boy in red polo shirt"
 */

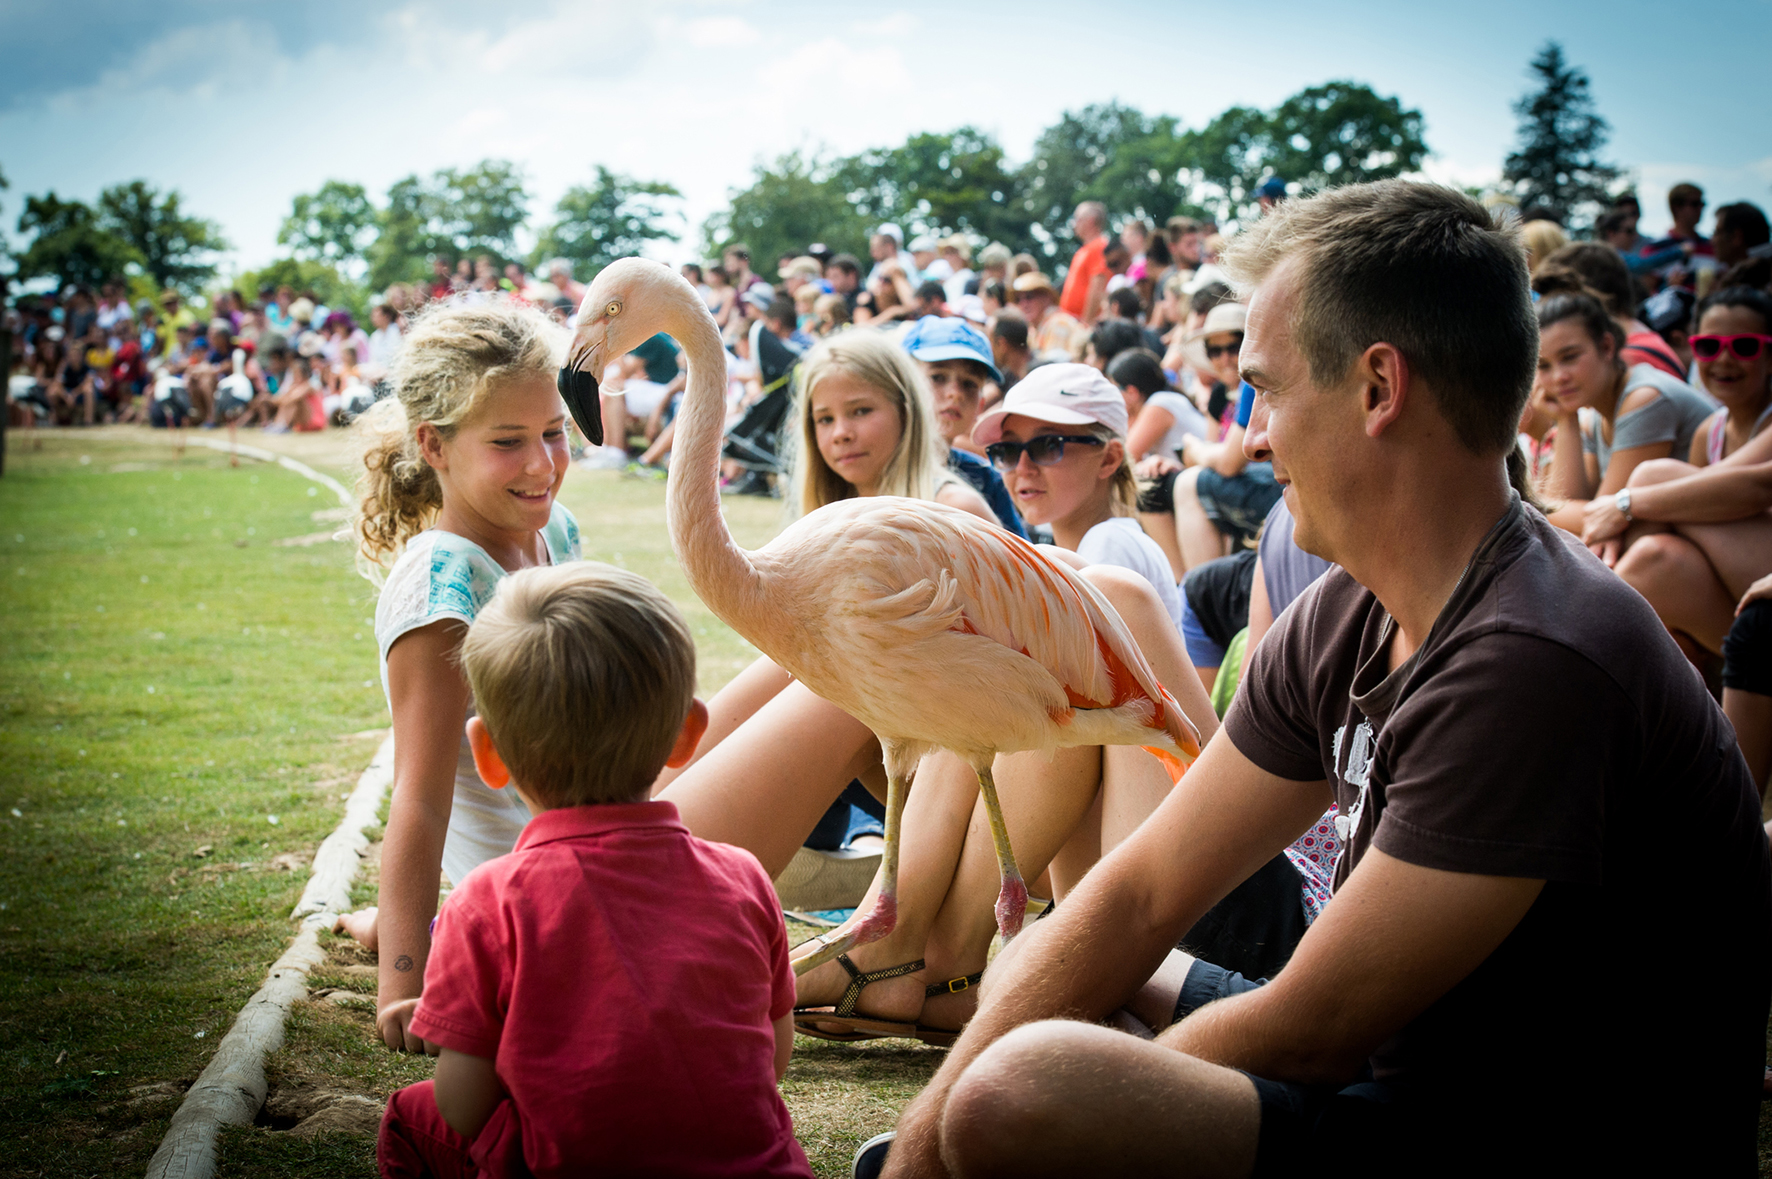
xmin=377 ymin=562 xmax=811 ymax=1178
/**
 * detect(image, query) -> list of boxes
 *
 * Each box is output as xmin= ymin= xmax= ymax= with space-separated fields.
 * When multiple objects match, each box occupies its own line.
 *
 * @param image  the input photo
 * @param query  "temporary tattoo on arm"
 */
xmin=394 ymin=954 xmax=414 ymax=972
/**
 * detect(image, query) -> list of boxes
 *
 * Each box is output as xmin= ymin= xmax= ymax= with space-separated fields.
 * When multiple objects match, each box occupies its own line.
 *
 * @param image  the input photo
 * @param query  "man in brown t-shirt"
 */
xmin=881 ymin=182 xmax=1771 ymax=1178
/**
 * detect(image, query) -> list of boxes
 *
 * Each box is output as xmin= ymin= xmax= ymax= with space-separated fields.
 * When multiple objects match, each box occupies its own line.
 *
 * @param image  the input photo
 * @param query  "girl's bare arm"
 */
xmin=376 ymin=620 xmax=472 ymax=1052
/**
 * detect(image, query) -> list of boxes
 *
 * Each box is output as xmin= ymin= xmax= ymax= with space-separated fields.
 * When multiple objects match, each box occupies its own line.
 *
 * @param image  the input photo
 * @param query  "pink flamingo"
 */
xmin=559 ymin=259 xmax=1202 ymax=974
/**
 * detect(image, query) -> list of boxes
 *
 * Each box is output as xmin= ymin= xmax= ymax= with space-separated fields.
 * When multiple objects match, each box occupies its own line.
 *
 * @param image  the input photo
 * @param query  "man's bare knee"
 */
xmin=941 ymin=1021 xmax=1099 ymax=1177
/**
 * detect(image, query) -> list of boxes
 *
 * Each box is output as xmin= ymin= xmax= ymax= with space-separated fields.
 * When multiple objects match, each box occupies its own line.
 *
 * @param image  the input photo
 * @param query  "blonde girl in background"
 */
xmin=333 ymin=297 xmax=580 ymax=1053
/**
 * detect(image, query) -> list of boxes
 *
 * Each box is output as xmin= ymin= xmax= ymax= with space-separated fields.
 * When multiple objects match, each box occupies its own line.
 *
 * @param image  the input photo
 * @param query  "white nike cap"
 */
xmin=972 ymin=362 xmax=1128 ymax=446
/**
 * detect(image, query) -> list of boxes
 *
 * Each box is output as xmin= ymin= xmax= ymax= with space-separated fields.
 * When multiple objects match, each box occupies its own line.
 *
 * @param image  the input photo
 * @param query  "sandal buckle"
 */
xmin=944 ymin=977 xmax=970 ymax=994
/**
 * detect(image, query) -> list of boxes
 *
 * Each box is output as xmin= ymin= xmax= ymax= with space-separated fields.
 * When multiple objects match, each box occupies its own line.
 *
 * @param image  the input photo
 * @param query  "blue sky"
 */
xmin=2 ymin=0 xmax=1767 ymax=274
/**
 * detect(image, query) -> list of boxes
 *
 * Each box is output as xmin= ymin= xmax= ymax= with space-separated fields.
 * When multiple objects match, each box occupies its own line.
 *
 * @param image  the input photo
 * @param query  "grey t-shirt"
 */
xmin=1581 ymin=363 xmax=1718 ymax=475
xmin=1256 ymin=497 xmax=1332 ymax=617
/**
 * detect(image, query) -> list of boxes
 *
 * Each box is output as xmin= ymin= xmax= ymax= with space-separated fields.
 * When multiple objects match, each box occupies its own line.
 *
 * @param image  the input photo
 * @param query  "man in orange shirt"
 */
xmin=1059 ymin=201 xmax=1110 ymax=324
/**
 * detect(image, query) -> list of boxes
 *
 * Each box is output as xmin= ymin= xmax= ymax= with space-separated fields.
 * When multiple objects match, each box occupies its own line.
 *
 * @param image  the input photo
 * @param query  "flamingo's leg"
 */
xmin=792 ymin=765 xmax=907 ymax=977
xmin=977 ymin=761 xmax=1027 ymax=939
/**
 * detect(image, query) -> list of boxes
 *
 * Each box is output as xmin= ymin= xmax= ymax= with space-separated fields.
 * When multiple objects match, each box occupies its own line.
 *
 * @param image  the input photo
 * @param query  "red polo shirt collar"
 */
xmin=513 ymin=798 xmax=688 ymax=852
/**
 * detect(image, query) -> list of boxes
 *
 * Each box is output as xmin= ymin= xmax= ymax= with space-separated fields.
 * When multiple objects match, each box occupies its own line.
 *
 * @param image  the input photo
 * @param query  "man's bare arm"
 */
xmin=1165 ymin=849 xmax=1543 ymax=1084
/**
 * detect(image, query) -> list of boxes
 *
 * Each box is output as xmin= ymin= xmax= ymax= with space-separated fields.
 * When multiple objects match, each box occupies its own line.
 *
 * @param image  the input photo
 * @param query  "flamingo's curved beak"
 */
xmin=557 ymin=363 xmax=603 ymax=447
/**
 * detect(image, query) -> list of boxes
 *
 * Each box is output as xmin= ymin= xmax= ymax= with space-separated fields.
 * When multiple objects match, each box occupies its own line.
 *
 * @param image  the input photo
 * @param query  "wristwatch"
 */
xmin=1614 ymin=489 xmax=1633 ymax=522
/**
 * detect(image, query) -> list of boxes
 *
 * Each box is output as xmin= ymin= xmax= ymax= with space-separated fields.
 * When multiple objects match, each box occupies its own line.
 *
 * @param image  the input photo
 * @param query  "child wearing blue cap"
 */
xmin=900 ymin=315 xmax=1028 ymax=538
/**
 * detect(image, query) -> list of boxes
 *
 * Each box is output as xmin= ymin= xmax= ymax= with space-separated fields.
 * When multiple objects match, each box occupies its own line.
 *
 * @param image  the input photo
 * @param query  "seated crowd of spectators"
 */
xmin=0 ymin=254 xmax=609 ymax=438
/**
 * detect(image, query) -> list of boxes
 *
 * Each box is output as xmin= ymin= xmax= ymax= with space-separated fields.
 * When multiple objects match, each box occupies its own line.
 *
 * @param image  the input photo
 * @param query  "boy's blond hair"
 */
xmin=460 ymin=563 xmax=696 ymax=806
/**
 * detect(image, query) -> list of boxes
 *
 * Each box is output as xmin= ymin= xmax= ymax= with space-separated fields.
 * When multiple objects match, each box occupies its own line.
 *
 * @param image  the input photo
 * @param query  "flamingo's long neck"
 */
xmin=658 ymin=285 xmax=768 ymax=634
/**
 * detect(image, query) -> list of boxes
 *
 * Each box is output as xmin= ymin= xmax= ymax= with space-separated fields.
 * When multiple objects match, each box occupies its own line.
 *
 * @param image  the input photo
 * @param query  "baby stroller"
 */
xmin=721 ymin=326 xmax=799 ymax=495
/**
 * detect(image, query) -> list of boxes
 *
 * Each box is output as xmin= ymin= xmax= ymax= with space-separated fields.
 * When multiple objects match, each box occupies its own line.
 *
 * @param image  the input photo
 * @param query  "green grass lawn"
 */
xmin=0 ymin=430 xmax=933 ymax=1179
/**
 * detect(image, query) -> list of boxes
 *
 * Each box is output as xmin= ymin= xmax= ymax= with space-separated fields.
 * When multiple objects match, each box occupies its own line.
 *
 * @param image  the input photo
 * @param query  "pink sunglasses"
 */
xmin=1691 ymin=333 xmax=1772 ymax=362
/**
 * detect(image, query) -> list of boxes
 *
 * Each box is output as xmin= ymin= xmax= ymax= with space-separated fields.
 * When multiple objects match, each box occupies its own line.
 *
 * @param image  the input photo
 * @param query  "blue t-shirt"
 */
xmin=948 ymin=449 xmax=1027 ymax=538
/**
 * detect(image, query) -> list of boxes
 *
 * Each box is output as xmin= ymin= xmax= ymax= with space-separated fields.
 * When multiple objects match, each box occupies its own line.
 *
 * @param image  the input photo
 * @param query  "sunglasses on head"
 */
xmin=1691 ymin=333 xmax=1772 ymax=361
xmin=985 ymin=434 xmax=1105 ymax=472
xmin=1205 ymin=336 xmax=1243 ymax=360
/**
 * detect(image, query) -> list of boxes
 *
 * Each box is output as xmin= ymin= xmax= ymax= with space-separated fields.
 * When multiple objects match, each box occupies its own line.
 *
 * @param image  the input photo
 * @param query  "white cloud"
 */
xmin=853 ymin=12 xmax=920 ymax=38
xmin=682 ymin=16 xmax=762 ymax=47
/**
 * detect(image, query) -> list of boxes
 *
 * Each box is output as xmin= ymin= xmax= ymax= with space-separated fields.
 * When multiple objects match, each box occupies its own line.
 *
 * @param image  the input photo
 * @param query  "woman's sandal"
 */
xmin=792 ymin=953 xmax=983 ymax=1049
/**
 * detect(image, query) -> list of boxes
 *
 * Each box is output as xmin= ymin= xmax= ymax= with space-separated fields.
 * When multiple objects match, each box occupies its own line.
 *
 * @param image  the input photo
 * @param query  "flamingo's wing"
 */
xmin=848 ymin=506 xmax=1192 ymax=752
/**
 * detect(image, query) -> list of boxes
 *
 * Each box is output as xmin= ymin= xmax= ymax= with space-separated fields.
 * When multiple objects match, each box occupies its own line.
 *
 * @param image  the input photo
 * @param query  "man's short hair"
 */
xmin=827 ymin=254 xmax=861 ymax=277
xmin=1595 ymin=209 xmax=1633 ymax=238
xmin=1717 ymin=202 xmax=1771 ymax=249
xmin=915 ymin=280 xmax=947 ymax=304
xmin=460 ymin=563 xmax=697 ymax=807
xmin=1165 ymin=216 xmax=1202 ymax=239
xmin=1107 ymin=288 xmax=1143 ymax=319
xmin=1668 ymin=183 xmax=1704 ymax=210
xmin=991 ymin=311 xmax=1029 ymax=351
xmin=1076 ymin=201 xmax=1107 ymax=228
xmin=1219 ymin=179 xmax=1537 ymax=456
xmin=765 ymin=297 xmax=798 ymax=330
xmin=1089 ymin=319 xmax=1144 ymax=367
xmin=724 ymin=243 xmax=751 ymax=263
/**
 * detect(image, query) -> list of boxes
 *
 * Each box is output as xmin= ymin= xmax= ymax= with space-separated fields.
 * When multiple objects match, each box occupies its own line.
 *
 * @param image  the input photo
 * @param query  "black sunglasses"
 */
xmin=1205 ymin=335 xmax=1243 ymax=360
xmin=985 ymin=434 xmax=1105 ymax=472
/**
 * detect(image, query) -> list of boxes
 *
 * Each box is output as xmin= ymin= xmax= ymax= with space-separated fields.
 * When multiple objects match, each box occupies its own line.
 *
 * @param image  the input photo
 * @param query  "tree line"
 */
xmin=0 ymin=43 xmax=1621 ymax=309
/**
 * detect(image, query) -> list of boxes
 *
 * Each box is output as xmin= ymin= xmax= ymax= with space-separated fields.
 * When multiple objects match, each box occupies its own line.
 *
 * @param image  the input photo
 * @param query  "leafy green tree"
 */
xmin=703 ymin=151 xmax=870 ymax=270
xmin=1022 ymin=103 xmax=1163 ymax=258
xmin=838 ymin=128 xmax=1034 ymax=256
xmin=1503 ymin=42 xmax=1621 ymax=229
xmin=531 ymin=166 xmax=682 ymax=277
xmin=1181 ymin=83 xmax=1425 ymax=224
xmin=1087 ymin=116 xmax=1205 ymax=230
xmin=94 ymin=180 xmax=228 ymax=294
xmin=13 ymin=193 xmax=143 ymax=291
xmin=1177 ymin=104 xmax=1273 ymax=220
xmin=1264 ymin=82 xmax=1426 ymax=191
xmin=278 ymin=181 xmax=376 ymax=270
xmin=366 ymin=160 xmax=532 ymax=290
xmin=367 ymin=174 xmax=448 ymax=290
xmin=235 ymin=257 xmax=369 ymax=320
xmin=436 ymin=160 xmax=530 ymax=263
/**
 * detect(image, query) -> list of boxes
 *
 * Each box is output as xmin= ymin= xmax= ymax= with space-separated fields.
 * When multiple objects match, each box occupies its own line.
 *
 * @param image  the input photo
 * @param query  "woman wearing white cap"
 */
xmin=973 ymin=363 xmax=1184 ymax=628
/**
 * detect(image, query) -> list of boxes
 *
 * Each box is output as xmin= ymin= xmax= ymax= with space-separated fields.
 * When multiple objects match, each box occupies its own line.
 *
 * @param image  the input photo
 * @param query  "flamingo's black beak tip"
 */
xmin=558 ymin=365 xmax=603 ymax=448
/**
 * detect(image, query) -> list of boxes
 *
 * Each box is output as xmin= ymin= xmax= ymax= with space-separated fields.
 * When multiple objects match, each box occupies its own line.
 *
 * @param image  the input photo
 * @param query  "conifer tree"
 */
xmin=1503 ymin=42 xmax=1621 ymax=229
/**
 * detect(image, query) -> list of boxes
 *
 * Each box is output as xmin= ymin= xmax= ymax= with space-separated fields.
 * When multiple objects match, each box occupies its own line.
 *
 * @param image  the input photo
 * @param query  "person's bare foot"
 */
xmin=333 ymin=907 xmax=380 ymax=952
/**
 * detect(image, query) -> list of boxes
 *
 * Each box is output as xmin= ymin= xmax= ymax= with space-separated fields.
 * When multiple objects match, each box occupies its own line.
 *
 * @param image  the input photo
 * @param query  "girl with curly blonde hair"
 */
xmin=337 ymin=296 xmax=579 ymax=1054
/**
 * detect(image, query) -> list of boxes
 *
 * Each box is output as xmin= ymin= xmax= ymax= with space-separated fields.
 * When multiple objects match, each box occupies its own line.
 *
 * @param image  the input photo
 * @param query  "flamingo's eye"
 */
xmin=606 ymin=301 xmax=622 ymax=318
